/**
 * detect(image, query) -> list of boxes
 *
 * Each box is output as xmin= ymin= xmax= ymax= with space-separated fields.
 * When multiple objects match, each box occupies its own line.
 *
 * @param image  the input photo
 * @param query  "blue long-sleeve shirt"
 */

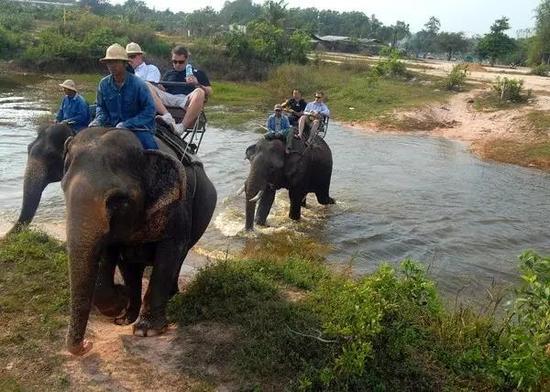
xmin=95 ymin=72 xmax=155 ymax=131
xmin=266 ymin=114 xmax=290 ymax=135
xmin=56 ymin=93 xmax=89 ymax=132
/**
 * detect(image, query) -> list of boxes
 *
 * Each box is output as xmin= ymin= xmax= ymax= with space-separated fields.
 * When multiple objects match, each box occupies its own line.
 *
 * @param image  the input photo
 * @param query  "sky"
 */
xmin=116 ymin=0 xmax=541 ymax=36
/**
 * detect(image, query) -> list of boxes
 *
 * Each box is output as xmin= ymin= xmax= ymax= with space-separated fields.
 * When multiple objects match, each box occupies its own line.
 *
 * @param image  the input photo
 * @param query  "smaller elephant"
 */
xmin=8 ymin=123 xmax=73 ymax=234
xmin=244 ymin=134 xmax=335 ymax=231
xmin=62 ymin=127 xmax=217 ymax=355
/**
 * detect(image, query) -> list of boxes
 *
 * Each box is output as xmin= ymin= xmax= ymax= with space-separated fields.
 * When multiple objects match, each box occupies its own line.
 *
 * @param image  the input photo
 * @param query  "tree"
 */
xmin=424 ymin=16 xmax=441 ymax=35
xmin=530 ymin=0 xmax=550 ymax=64
xmin=261 ymin=0 xmax=287 ymax=27
xmin=437 ymin=32 xmax=469 ymax=60
xmin=390 ymin=20 xmax=410 ymax=47
xmin=476 ymin=17 xmax=515 ymax=65
xmin=220 ymin=0 xmax=261 ymax=25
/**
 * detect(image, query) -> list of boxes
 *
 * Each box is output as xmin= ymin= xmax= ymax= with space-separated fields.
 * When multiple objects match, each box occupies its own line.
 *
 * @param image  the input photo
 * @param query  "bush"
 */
xmin=497 ymin=251 xmax=550 ymax=389
xmin=442 ymin=63 xmax=469 ymax=91
xmin=531 ymin=64 xmax=550 ymax=77
xmin=492 ymin=76 xmax=530 ymax=103
xmin=373 ymin=48 xmax=409 ymax=78
xmin=20 ymin=11 xmax=170 ymax=72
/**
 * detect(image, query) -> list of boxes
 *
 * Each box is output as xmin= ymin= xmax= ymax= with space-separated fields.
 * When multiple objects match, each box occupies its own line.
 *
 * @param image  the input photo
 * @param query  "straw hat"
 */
xmin=126 ymin=42 xmax=144 ymax=55
xmin=58 ymin=79 xmax=77 ymax=92
xmin=100 ymin=44 xmax=128 ymax=62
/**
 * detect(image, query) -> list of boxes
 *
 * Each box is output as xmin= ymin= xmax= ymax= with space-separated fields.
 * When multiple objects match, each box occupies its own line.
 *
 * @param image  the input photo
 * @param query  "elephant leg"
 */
xmin=133 ymin=239 xmax=188 ymax=337
xmin=115 ymin=263 xmax=145 ymax=325
xmin=289 ymin=189 xmax=306 ymax=221
xmin=316 ymin=191 xmax=335 ymax=205
xmin=255 ymin=187 xmax=276 ymax=226
xmin=94 ymin=247 xmax=129 ymax=318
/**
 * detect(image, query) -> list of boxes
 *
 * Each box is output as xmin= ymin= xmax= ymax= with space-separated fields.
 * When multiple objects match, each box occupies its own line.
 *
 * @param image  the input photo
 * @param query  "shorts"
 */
xmin=153 ymin=87 xmax=189 ymax=108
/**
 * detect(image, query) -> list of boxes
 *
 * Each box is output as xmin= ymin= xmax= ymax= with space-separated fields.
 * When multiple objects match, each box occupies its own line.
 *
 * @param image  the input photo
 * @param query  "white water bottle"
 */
xmin=185 ymin=64 xmax=193 ymax=78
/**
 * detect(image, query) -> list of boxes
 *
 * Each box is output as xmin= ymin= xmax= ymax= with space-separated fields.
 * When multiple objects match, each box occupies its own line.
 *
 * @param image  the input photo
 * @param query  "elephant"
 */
xmin=8 ymin=123 xmax=73 ymax=234
xmin=244 ymin=134 xmax=335 ymax=231
xmin=61 ymin=127 xmax=217 ymax=355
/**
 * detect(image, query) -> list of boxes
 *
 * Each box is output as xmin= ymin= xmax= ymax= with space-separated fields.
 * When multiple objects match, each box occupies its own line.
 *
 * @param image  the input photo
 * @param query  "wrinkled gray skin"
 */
xmin=8 ymin=123 xmax=73 ymax=234
xmin=62 ymin=127 xmax=217 ymax=356
xmin=245 ymin=135 xmax=335 ymax=231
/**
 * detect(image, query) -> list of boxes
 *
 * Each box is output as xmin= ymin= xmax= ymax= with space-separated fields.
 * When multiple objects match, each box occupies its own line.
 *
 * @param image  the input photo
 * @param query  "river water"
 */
xmin=1 ymin=81 xmax=549 ymax=298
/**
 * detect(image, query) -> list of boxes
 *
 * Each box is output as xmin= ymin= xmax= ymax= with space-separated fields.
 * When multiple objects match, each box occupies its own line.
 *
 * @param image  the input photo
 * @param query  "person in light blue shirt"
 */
xmin=55 ymin=79 xmax=89 ymax=132
xmin=266 ymin=103 xmax=292 ymax=152
xmin=297 ymin=91 xmax=330 ymax=143
xmin=89 ymin=43 xmax=157 ymax=150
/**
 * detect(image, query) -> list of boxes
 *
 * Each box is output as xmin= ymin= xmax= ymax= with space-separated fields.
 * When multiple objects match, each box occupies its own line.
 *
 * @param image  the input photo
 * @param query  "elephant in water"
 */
xmin=8 ymin=123 xmax=73 ymax=234
xmin=62 ymin=127 xmax=217 ymax=355
xmin=244 ymin=134 xmax=335 ymax=231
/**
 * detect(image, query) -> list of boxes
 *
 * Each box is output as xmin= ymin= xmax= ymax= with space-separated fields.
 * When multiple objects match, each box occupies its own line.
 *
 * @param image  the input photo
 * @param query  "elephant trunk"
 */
xmin=9 ymin=158 xmax=49 ymax=234
xmin=65 ymin=179 xmax=110 ymax=356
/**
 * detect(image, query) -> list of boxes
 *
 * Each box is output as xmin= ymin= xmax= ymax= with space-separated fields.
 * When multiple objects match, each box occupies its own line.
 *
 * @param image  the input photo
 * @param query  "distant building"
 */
xmin=310 ymin=34 xmax=385 ymax=54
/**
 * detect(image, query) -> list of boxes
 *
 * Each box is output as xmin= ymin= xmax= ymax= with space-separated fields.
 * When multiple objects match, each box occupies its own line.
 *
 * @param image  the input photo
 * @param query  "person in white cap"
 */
xmin=89 ymin=43 xmax=157 ymax=150
xmin=55 ymin=79 xmax=90 ymax=132
xmin=126 ymin=42 xmax=177 ymax=132
xmin=126 ymin=42 xmax=161 ymax=83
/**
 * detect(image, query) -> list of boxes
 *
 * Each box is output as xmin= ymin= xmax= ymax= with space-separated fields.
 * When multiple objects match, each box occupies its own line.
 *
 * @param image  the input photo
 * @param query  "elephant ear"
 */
xmin=143 ymin=150 xmax=186 ymax=219
xmin=245 ymin=144 xmax=257 ymax=161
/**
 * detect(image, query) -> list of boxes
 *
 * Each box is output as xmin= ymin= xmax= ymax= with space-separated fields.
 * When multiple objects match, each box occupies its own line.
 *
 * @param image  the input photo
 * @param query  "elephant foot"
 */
xmin=132 ymin=314 xmax=168 ymax=337
xmin=114 ymin=307 xmax=139 ymax=326
xmin=319 ymin=196 xmax=336 ymax=205
xmin=67 ymin=339 xmax=93 ymax=356
xmin=289 ymin=213 xmax=301 ymax=221
xmin=255 ymin=220 xmax=268 ymax=227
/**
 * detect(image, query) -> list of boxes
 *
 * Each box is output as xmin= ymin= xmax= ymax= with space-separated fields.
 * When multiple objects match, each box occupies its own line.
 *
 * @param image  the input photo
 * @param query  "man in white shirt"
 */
xmin=297 ymin=91 xmax=330 ymax=143
xmin=126 ymin=42 xmax=177 ymax=130
xmin=126 ymin=42 xmax=161 ymax=83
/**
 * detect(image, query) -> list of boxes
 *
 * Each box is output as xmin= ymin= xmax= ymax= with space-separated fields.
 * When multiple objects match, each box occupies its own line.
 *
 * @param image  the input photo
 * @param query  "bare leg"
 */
xmin=146 ymin=83 xmax=169 ymax=115
xmin=297 ymin=115 xmax=306 ymax=138
xmin=181 ymin=89 xmax=205 ymax=129
xmin=307 ymin=119 xmax=320 ymax=144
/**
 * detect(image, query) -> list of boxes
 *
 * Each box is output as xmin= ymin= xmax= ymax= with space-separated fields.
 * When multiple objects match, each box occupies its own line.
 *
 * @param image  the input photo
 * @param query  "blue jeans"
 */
xmin=133 ymin=130 xmax=158 ymax=150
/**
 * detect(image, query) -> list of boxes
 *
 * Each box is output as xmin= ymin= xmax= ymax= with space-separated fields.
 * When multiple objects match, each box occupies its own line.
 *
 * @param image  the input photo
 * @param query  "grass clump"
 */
xmin=441 ymin=63 xmax=469 ymax=91
xmin=169 ymin=248 xmax=550 ymax=391
xmin=492 ymin=76 xmax=531 ymax=103
xmin=0 ymin=229 xmax=70 ymax=391
xmin=476 ymin=138 xmax=550 ymax=170
xmin=530 ymin=64 xmax=550 ymax=77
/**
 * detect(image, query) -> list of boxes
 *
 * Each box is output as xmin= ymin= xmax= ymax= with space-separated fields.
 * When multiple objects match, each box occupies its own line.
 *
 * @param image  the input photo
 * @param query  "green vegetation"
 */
xmin=476 ymin=17 xmax=516 ymax=66
xmin=524 ymin=110 xmax=550 ymax=134
xmin=476 ymin=139 xmax=550 ymax=170
xmin=1 ymin=229 xmax=548 ymax=391
xmin=473 ymin=77 xmax=531 ymax=112
xmin=169 ymin=234 xmax=550 ymax=390
xmin=441 ymin=64 xmax=469 ymax=91
xmin=531 ymin=64 xmax=550 ymax=77
xmin=0 ymin=230 xmax=69 ymax=391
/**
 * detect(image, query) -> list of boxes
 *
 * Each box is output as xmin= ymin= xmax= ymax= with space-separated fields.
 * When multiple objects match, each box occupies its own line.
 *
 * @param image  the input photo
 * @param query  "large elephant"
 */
xmin=244 ymin=134 xmax=335 ymax=231
xmin=8 ymin=123 xmax=73 ymax=233
xmin=62 ymin=127 xmax=217 ymax=355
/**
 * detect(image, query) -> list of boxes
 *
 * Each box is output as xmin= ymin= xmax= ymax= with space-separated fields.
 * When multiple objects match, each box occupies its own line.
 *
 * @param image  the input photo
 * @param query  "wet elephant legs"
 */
xmin=94 ymin=248 xmax=129 ymax=318
xmin=289 ymin=189 xmax=306 ymax=221
xmin=255 ymin=187 xmax=276 ymax=226
xmin=133 ymin=238 xmax=188 ymax=337
xmin=115 ymin=263 xmax=145 ymax=325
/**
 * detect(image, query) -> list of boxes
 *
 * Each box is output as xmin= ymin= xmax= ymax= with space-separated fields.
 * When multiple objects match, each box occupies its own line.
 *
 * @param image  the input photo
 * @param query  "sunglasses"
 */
xmin=128 ymin=54 xmax=138 ymax=59
xmin=172 ymin=60 xmax=186 ymax=64
xmin=315 ymin=96 xmax=322 ymax=99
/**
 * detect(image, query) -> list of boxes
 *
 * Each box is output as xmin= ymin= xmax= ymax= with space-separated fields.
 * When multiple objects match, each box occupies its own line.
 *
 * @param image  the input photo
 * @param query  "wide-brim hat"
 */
xmin=100 ymin=43 xmax=129 ymax=62
xmin=59 ymin=79 xmax=77 ymax=92
xmin=126 ymin=42 xmax=144 ymax=55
